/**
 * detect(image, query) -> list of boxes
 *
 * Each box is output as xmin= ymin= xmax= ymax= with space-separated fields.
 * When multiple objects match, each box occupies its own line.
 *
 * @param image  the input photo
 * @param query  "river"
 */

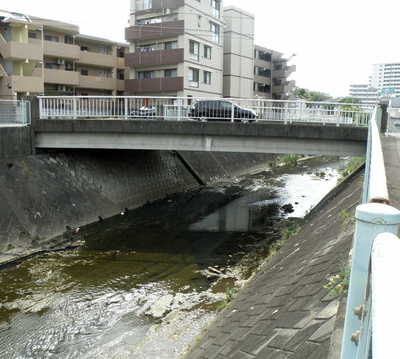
xmin=0 ymin=156 xmax=350 ymax=359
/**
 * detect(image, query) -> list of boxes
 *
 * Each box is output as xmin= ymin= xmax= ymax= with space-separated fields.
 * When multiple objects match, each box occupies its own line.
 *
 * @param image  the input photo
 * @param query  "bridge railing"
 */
xmin=340 ymin=106 xmax=400 ymax=359
xmin=0 ymin=100 xmax=31 ymax=126
xmin=38 ymin=96 xmax=373 ymax=126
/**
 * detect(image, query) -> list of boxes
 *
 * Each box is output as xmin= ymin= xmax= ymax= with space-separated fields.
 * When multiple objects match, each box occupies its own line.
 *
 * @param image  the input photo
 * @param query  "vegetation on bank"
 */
xmin=338 ymin=157 xmax=365 ymax=182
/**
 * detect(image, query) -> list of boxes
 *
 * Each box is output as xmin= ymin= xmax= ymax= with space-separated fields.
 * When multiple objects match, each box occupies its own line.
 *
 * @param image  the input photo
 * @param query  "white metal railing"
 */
xmin=362 ymin=107 xmax=389 ymax=204
xmin=340 ymin=105 xmax=400 ymax=359
xmin=0 ymin=100 xmax=31 ymax=126
xmin=38 ymin=96 xmax=374 ymax=126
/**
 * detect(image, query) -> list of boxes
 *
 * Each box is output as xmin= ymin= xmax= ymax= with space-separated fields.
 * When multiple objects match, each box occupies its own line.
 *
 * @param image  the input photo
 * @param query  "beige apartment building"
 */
xmin=0 ymin=10 xmax=128 ymax=99
xmin=125 ymin=0 xmax=224 ymax=97
xmin=254 ymin=45 xmax=296 ymax=100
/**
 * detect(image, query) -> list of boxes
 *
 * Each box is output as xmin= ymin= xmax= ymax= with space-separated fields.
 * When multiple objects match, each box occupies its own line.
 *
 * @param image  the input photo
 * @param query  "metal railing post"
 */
xmin=362 ymin=120 xmax=372 ymax=204
xmin=231 ymin=103 xmax=235 ymax=123
xmin=124 ymin=97 xmax=128 ymax=120
xmin=340 ymin=203 xmax=400 ymax=359
xmin=72 ymin=97 xmax=77 ymax=120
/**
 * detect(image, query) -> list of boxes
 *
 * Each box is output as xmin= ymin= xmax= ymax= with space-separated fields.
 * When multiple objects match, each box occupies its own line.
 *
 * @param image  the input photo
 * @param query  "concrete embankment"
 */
xmin=0 ymin=141 xmax=274 ymax=263
xmin=186 ymin=171 xmax=363 ymax=359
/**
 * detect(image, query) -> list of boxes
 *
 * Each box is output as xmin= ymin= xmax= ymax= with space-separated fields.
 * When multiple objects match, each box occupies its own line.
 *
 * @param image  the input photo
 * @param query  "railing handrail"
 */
xmin=37 ymin=95 xmax=375 ymax=108
xmin=365 ymin=107 xmax=389 ymax=204
xmin=371 ymin=232 xmax=400 ymax=359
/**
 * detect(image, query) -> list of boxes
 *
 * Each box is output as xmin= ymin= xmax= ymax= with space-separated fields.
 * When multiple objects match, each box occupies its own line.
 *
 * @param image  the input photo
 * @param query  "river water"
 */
xmin=0 ymin=157 xmax=349 ymax=359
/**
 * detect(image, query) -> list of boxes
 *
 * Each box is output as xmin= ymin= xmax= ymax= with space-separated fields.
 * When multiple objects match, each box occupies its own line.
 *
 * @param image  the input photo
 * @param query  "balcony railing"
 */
xmin=125 ymin=77 xmax=184 ymax=93
xmin=79 ymin=75 xmax=116 ymax=90
xmin=79 ymin=51 xmax=116 ymax=68
xmin=125 ymin=20 xmax=185 ymax=41
xmin=44 ymin=69 xmax=80 ymax=86
xmin=125 ymin=48 xmax=184 ymax=67
xmin=44 ymin=40 xmax=80 ymax=60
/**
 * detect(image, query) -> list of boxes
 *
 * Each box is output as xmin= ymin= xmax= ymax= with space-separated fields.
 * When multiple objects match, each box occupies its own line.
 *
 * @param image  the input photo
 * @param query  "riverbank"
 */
xmin=0 ymin=150 xmax=275 ymax=266
xmin=186 ymin=170 xmax=363 ymax=359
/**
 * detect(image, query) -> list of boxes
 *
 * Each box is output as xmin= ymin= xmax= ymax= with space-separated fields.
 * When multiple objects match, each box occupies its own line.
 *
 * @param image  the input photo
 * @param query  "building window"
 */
xmin=80 ymin=69 xmax=89 ymax=76
xmin=210 ymin=22 xmax=220 ymax=44
xmin=189 ymin=68 xmax=199 ymax=87
xmin=136 ymin=17 xmax=162 ymax=25
xmin=28 ymin=31 xmax=37 ymax=39
xmin=164 ymin=41 xmax=178 ymax=50
xmin=203 ymin=71 xmax=211 ymax=85
xmin=210 ymin=0 xmax=221 ymax=18
xmin=137 ymin=71 xmax=155 ymax=79
xmin=189 ymin=40 xmax=200 ymax=61
xmin=44 ymin=35 xmax=59 ymax=42
xmin=204 ymin=45 xmax=212 ymax=60
xmin=136 ymin=0 xmax=152 ymax=10
xmin=164 ymin=69 xmax=177 ymax=78
xmin=65 ymin=35 xmax=74 ymax=44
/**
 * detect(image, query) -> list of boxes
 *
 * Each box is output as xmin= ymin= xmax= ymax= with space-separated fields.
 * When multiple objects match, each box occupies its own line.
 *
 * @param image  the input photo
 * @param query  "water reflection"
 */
xmin=190 ymin=190 xmax=279 ymax=233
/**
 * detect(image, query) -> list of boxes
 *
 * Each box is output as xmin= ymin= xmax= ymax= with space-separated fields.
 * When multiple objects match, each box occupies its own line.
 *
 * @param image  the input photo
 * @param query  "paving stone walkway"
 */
xmin=186 ymin=174 xmax=363 ymax=359
xmin=382 ymin=135 xmax=400 ymax=209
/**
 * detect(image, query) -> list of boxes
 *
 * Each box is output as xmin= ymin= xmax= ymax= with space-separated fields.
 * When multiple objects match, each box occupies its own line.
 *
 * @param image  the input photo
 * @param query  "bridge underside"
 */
xmin=34 ymin=120 xmax=368 ymax=156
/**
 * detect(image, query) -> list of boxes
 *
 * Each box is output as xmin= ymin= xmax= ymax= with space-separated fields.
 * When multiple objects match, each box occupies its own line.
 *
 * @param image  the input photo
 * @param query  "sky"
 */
xmin=3 ymin=0 xmax=400 ymax=97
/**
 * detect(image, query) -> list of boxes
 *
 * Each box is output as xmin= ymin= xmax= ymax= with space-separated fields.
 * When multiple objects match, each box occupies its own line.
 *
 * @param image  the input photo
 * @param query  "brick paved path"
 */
xmin=186 ymin=174 xmax=362 ymax=359
xmin=382 ymin=135 xmax=400 ymax=209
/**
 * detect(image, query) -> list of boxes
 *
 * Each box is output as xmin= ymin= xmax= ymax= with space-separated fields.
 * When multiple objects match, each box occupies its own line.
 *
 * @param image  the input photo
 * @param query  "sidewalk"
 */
xmin=382 ymin=135 xmax=400 ymax=209
xmin=186 ymin=173 xmax=363 ymax=359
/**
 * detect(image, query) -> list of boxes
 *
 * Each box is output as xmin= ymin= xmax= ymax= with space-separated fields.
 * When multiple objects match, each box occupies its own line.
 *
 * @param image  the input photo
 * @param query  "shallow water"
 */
xmin=0 ymin=157 xmax=349 ymax=359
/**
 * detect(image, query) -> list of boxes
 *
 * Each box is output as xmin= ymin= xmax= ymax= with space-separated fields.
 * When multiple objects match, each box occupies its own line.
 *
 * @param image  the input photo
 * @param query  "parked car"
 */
xmin=189 ymin=100 xmax=257 ymax=122
xmin=130 ymin=106 xmax=157 ymax=118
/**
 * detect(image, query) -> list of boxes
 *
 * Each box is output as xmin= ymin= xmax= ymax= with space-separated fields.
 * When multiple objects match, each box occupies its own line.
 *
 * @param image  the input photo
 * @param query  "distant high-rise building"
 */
xmin=349 ymin=84 xmax=378 ymax=104
xmin=369 ymin=63 xmax=400 ymax=95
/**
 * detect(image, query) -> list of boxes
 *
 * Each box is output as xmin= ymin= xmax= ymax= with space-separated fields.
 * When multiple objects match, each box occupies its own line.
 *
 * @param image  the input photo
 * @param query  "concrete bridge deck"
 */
xmin=34 ymin=120 xmax=368 ymax=156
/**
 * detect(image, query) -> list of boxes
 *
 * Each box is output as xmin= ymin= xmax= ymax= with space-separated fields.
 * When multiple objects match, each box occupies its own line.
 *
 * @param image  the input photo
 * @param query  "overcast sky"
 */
xmin=3 ymin=0 xmax=400 ymax=96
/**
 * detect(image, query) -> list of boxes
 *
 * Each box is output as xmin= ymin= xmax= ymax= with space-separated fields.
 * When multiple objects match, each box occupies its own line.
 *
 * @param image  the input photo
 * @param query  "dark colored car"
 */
xmin=130 ymin=106 xmax=157 ymax=118
xmin=189 ymin=100 xmax=257 ymax=122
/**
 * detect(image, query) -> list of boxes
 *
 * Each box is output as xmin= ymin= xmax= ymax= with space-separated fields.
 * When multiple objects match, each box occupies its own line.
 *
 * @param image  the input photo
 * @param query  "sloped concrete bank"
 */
xmin=0 ymin=148 xmax=274 ymax=264
xmin=186 ymin=171 xmax=363 ymax=359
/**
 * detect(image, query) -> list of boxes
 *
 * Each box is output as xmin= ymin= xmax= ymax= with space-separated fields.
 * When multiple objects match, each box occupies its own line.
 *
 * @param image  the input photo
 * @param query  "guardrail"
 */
xmin=38 ymin=96 xmax=374 ymax=127
xmin=340 ymin=106 xmax=400 ymax=359
xmin=0 ymin=100 xmax=31 ymax=126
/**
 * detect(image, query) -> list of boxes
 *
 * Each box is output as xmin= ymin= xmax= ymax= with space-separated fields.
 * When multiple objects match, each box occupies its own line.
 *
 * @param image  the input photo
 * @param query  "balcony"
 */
xmin=44 ymin=41 xmax=80 ymax=60
xmin=79 ymin=75 xmax=116 ymax=90
xmin=11 ymin=75 xmax=44 ymax=93
xmin=79 ymin=51 xmax=116 ymax=68
xmin=117 ymin=79 xmax=125 ymax=92
xmin=44 ymin=69 xmax=80 ymax=86
xmin=134 ymin=0 xmax=184 ymax=15
xmin=125 ymin=77 xmax=183 ymax=94
xmin=0 ymin=38 xmax=43 ymax=62
xmin=125 ymin=48 xmax=184 ymax=68
xmin=126 ymin=20 xmax=184 ymax=42
xmin=254 ymin=75 xmax=271 ymax=85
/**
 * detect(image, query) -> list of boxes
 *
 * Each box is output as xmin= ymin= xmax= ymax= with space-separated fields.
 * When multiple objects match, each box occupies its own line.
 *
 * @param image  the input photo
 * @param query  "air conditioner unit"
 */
xmin=57 ymin=59 xmax=65 ymax=65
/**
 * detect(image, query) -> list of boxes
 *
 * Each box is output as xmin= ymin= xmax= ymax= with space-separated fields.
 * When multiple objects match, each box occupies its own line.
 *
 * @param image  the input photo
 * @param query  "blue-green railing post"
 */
xmin=340 ymin=203 xmax=400 ymax=359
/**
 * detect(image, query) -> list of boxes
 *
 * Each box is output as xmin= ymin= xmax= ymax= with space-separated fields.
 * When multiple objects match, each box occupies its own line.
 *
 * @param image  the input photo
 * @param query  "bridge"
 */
xmin=33 ymin=96 xmax=371 ymax=156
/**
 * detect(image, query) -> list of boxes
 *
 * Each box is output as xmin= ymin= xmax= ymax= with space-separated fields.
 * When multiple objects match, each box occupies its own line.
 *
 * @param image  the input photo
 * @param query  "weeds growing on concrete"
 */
xmin=280 ymin=155 xmax=302 ymax=168
xmin=340 ymin=209 xmax=355 ymax=228
xmin=338 ymin=157 xmax=364 ymax=182
xmin=325 ymin=266 xmax=350 ymax=297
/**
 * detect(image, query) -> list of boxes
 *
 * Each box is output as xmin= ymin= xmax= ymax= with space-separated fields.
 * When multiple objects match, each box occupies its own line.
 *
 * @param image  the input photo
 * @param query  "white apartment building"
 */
xmin=349 ymin=84 xmax=378 ymax=104
xmin=369 ymin=63 xmax=400 ymax=95
xmin=126 ymin=0 xmax=224 ymax=97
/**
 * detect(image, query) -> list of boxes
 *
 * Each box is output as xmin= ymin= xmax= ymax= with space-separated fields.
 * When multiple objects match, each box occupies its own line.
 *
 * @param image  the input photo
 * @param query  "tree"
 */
xmin=293 ymin=87 xmax=332 ymax=102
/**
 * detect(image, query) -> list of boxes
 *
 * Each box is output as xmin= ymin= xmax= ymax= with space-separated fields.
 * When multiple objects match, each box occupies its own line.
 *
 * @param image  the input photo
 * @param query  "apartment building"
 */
xmin=222 ymin=6 xmax=254 ymax=98
xmin=125 ymin=0 xmax=224 ymax=97
xmin=0 ymin=10 xmax=128 ymax=99
xmin=349 ymin=84 xmax=378 ymax=104
xmin=370 ymin=63 xmax=400 ymax=95
xmin=253 ymin=45 xmax=296 ymax=100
